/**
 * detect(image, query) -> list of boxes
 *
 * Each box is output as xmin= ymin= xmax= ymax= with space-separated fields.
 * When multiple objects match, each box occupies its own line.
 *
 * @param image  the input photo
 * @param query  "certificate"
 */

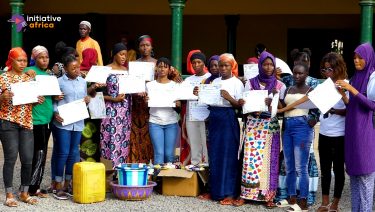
xmin=242 ymin=90 xmax=268 ymax=114
xmin=275 ymin=58 xmax=292 ymax=75
xmin=88 ymin=92 xmax=106 ymax=119
xmin=271 ymin=93 xmax=279 ymax=118
xmin=147 ymin=86 xmax=176 ymax=107
xmin=174 ymin=82 xmax=198 ymax=100
xmin=308 ymin=78 xmax=342 ymax=114
xmin=243 ymin=64 xmax=259 ymax=80
xmin=85 ymin=66 xmax=112 ymax=83
xmin=118 ymin=75 xmax=145 ymax=94
xmin=129 ymin=61 xmax=155 ymax=81
xmin=11 ymin=81 xmax=39 ymax=106
xmin=58 ymin=99 xmax=89 ymax=126
xmin=188 ymin=101 xmax=210 ymax=121
xmin=295 ymin=100 xmax=317 ymax=109
xmin=198 ymin=84 xmax=222 ymax=106
xmin=35 ymin=75 xmax=62 ymax=96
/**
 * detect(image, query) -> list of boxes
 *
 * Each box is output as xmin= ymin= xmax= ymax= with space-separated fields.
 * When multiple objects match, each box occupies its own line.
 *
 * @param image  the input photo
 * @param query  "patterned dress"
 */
xmin=100 ymin=74 xmax=132 ymax=168
xmin=240 ymin=81 xmax=284 ymax=202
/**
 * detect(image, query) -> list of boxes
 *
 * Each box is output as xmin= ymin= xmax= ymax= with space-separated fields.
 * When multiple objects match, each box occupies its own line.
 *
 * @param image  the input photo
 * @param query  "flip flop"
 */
xmin=4 ymin=197 xmax=18 ymax=207
xmin=197 ymin=193 xmax=211 ymax=200
xmin=19 ymin=195 xmax=38 ymax=205
xmin=317 ymin=203 xmax=330 ymax=212
xmin=276 ymin=199 xmax=291 ymax=208
xmin=219 ymin=198 xmax=234 ymax=206
xmin=232 ymin=198 xmax=245 ymax=207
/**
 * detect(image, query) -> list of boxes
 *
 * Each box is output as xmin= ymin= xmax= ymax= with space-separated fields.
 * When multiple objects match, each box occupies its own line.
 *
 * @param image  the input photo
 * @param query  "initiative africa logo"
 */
xmin=8 ymin=14 xmax=62 ymax=32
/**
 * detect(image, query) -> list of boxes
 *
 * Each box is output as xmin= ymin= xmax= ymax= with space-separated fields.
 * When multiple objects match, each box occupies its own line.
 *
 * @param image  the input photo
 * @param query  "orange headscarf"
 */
xmin=5 ymin=47 xmax=27 ymax=71
xmin=219 ymin=53 xmax=238 ymax=77
xmin=186 ymin=49 xmax=208 ymax=75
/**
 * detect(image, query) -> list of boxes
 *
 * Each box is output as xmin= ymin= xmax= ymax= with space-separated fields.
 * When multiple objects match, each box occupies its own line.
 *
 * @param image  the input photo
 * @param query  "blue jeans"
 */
xmin=149 ymin=122 xmax=178 ymax=165
xmin=282 ymin=116 xmax=313 ymax=199
xmin=52 ymin=124 xmax=81 ymax=182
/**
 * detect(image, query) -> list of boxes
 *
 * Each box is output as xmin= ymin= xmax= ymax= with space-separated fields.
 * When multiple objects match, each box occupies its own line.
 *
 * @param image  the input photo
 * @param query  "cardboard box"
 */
xmin=100 ymin=157 xmax=115 ymax=192
xmin=158 ymin=169 xmax=199 ymax=197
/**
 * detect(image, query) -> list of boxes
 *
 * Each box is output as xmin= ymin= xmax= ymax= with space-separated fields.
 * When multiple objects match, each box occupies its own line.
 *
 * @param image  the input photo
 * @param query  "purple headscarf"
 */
xmin=351 ymin=42 xmax=375 ymax=94
xmin=249 ymin=51 xmax=277 ymax=92
xmin=204 ymin=55 xmax=220 ymax=84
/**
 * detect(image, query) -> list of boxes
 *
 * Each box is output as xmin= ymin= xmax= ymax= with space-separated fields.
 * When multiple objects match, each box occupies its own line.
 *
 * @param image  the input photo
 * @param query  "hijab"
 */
xmin=250 ymin=51 xmax=277 ymax=92
xmin=351 ymin=42 xmax=375 ymax=94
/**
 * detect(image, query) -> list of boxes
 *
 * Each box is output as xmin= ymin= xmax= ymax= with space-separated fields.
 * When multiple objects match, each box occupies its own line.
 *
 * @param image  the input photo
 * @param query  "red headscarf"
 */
xmin=5 ymin=47 xmax=27 ymax=71
xmin=186 ymin=49 xmax=208 ymax=75
xmin=80 ymin=48 xmax=98 ymax=71
xmin=219 ymin=53 xmax=238 ymax=77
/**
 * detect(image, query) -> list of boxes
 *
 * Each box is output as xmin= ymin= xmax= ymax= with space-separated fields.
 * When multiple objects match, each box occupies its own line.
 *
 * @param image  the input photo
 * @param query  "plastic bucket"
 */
xmin=116 ymin=163 xmax=148 ymax=186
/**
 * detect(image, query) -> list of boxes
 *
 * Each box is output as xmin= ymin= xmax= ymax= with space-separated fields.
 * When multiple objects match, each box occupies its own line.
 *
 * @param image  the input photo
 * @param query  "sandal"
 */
xmin=4 ymin=197 xmax=18 ymax=207
xmin=276 ymin=199 xmax=291 ymax=208
xmin=53 ymin=190 xmax=68 ymax=200
xmin=197 ymin=193 xmax=211 ymax=200
xmin=219 ymin=197 xmax=234 ymax=206
xmin=265 ymin=201 xmax=277 ymax=209
xmin=317 ymin=203 xmax=330 ymax=212
xmin=19 ymin=195 xmax=38 ymax=205
xmin=30 ymin=189 xmax=48 ymax=198
xmin=232 ymin=198 xmax=245 ymax=207
xmin=286 ymin=203 xmax=308 ymax=212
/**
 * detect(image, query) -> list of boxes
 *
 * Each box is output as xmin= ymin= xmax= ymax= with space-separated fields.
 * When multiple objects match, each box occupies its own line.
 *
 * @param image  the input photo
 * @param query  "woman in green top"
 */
xmin=25 ymin=45 xmax=54 ymax=197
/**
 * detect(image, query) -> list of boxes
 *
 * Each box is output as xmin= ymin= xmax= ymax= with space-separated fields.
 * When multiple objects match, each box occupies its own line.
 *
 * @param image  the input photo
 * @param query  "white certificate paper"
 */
xmin=308 ymin=78 xmax=342 ymax=114
xmin=147 ymin=86 xmax=176 ymax=107
xmin=188 ymin=101 xmax=210 ymax=121
xmin=198 ymin=84 xmax=222 ymax=106
xmin=118 ymin=75 xmax=145 ymax=94
xmin=88 ymin=92 xmax=106 ymax=119
xmin=85 ymin=66 xmax=112 ymax=83
xmin=129 ymin=61 xmax=155 ymax=81
xmin=58 ymin=99 xmax=89 ymax=126
xmin=242 ymin=90 xmax=268 ymax=114
xmin=174 ymin=82 xmax=198 ymax=100
xmin=243 ymin=64 xmax=259 ymax=80
xmin=11 ymin=81 xmax=39 ymax=106
xmin=271 ymin=93 xmax=279 ymax=118
xmin=35 ymin=75 xmax=62 ymax=96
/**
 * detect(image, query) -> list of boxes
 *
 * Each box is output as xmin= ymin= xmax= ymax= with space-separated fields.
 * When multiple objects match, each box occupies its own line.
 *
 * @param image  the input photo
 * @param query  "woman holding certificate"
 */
xmin=0 ymin=47 xmax=44 ymax=206
xmin=146 ymin=57 xmax=180 ymax=167
xmin=335 ymin=43 xmax=375 ymax=212
xmin=199 ymin=53 xmax=243 ymax=205
xmin=235 ymin=51 xmax=286 ymax=208
xmin=24 ymin=45 xmax=54 ymax=198
xmin=52 ymin=55 xmax=93 ymax=200
xmin=100 ymin=43 xmax=132 ymax=169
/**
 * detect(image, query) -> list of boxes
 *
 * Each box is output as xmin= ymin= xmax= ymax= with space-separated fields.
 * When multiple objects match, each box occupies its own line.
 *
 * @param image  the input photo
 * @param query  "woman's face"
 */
xmin=293 ymin=65 xmax=308 ymax=85
xmin=219 ymin=60 xmax=232 ymax=79
xmin=139 ymin=40 xmax=152 ymax=57
xmin=354 ymin=53 xmax=366 ymax=71
xmin=36 ymin=52 xmax=49 ymax=70
xmin=321 ymin=62 xmax=334 ymax=79
xmin=262 ymin=58 xmax=274 ymax=76
xmin=192 ymin=59 xmax=205 ymax=74
xmin=114 ymin=50 xmax=127 ymax=65
xmin=12 ymin=56 xmax=27 ymax=73
xmin=209 ymin=60 xmax=219 ymax=75
xmin=156 ymin=62 xmax=169 ymax=78
xmin=66 ymin=61 xmax=80 ymax=79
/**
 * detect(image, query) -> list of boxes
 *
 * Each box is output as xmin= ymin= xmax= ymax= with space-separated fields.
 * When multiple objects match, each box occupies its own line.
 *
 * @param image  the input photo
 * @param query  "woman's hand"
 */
xmin=37 ymin=96 xmax=45 ymax=104
xmin=113 ymin=94 xmax=125 ymax=102
xmin=238 ymin=98 xmax=246 ymax=107
xmin=84 ymin=96 xmax=91 ymax=104
xmin=54 ymin=112 xmax=64 ymax=123
xmin=54 ymin=93 xmax=64 ymax=101
xmin=0 ymin=90 xmax=14 ymax=102
xmin=193 ymin=86 xmax=199 ymax=96
xmin=220 ymin=90 xmax=231 ymax=100
xmin=276 ymin=67 xmax=282 ymax=80
xmin=336 ymin=80 xmax=358 ymax=96
xmin=25 ymin=70 xmax=36 ymax=78
xmin=265 ymin=97 xmax=272 ymax=106
xmin=308 ymin=118 xmax=317 ymax=128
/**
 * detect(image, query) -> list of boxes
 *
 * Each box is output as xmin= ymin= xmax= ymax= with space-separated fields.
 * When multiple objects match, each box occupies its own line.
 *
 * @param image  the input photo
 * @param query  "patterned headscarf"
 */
xmin=80 ymin=48 xmax=98 ymax=71
xmin=138 ymin=35 xmax=153 ymax=45
xmin=219 ymin=53 xmax=238 ymax=77
xmin=351 ymin=43 xmax=375 ymax=94
xmin=5 ymin=47 xmax=27 ymax=71
xmin=250 ymin=51 xmax=277 ymax=92
xmin=30 ymin=45 xmax=48 ymax=66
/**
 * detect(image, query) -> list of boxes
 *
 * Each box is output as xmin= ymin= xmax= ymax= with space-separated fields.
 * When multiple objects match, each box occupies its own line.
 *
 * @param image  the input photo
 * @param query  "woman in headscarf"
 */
xmin=80 ymin=48 xmax=98 ymax=77
xmin=203 ymin=55 xmax=220 ymax=84
xmin=23 ymin=45 xmax=54 ymax=198
xmin=100 ymin=43 xmax=132 ymax=169
xmin=1 ymin=48 xmax=44 ymax=206
xmin=336 ymin=43 xmax=375 ymax=212
xmin=234 ymin=51 xmax=286 ymax=208
xmin=198 ymin=53 xmax=243 ymax=205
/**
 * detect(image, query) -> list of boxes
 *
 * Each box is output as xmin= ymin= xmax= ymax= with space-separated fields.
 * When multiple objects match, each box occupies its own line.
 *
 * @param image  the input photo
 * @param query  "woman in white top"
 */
xmin=146 ymin=57 xmax=181 ymax=167
xmin=317 ymin=52 xmax=348 ymax=212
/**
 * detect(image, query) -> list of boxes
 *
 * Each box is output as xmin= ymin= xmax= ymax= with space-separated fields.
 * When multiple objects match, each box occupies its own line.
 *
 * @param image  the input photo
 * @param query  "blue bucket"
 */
xmin=116 ymin=163 xmax=148 ymax=186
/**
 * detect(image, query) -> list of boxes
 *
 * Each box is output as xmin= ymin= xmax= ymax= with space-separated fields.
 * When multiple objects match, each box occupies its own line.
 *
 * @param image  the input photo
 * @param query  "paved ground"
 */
xmin=0 ymin=126 xmax=359 ymax=212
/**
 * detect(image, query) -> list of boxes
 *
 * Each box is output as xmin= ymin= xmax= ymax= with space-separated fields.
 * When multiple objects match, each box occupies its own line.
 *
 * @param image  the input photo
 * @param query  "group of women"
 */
xmin=1 ymin=33 xmax=375 ymax=211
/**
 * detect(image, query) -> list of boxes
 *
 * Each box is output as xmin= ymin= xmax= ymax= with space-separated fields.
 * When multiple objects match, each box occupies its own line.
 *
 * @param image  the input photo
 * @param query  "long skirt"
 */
xmin=208 ymin=107 xmax=241 ymax=200
xmin=240 ymin=115 xmax=280 ymax=202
